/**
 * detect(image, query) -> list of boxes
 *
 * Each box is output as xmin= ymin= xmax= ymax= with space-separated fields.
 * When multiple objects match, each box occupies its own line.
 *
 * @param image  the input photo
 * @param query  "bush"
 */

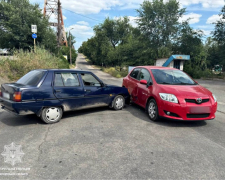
xmin=0 ymin=47 xmax=69 ymax=81
xmin=102 ymin=67 xmax=127 ymax=78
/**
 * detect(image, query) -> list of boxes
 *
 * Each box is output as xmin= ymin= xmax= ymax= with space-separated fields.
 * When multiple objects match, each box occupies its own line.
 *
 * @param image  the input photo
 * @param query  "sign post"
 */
xmin=31 ymin=25 xmax=37 ymax=52
xmin=32 ymin=34 xmax=37 ymax=52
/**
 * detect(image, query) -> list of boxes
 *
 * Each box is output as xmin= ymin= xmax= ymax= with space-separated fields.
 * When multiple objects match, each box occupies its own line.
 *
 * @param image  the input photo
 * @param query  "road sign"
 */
xmin=31 ymin=25 xmax=37 ymax=33
xmin=32 ymin=34 xmax=37 ymax=39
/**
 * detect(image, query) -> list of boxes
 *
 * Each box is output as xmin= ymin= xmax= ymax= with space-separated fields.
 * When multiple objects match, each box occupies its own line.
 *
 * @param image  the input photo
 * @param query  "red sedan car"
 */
xmin=122 ymin=66 xmax=217 ymax=121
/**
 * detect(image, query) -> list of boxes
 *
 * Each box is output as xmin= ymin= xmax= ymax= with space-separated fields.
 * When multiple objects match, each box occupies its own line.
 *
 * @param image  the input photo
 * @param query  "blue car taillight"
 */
xmin=13 ymin=92 xmax=22 ymax=102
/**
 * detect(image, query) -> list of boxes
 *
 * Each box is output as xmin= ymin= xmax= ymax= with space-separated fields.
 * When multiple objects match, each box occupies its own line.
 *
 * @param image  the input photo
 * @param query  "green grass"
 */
xmin=101 ymin=67 xmax=128 ymax=78
xmin=0 ymin=47 xmax=69 ymax=81
xmin=84 ymin=57 xmax=127 ymax=78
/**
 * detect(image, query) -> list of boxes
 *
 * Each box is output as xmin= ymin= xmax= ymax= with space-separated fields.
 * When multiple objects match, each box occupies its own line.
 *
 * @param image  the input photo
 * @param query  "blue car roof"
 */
xmin=34 ymin=69 xmax=92 ymax=73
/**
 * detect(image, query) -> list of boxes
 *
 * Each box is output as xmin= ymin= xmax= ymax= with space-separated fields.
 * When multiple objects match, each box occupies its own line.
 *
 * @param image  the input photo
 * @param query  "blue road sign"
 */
xmin=32 ymin=34 xmax=37 ymax=39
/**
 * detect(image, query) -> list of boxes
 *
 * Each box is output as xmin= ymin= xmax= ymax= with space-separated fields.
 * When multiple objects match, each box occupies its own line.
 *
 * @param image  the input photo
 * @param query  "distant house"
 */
xmin=155 ymin=55 xmax=190 ymax=70
xmin=0 ymin=49 xmax=10 ymax=56
xmin=128 ymin=55 xmax=190 ymax=73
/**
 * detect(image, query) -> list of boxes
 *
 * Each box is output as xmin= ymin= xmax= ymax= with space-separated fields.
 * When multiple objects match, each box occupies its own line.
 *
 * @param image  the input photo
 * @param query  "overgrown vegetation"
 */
xmin=0 ymin=0 xmax=57 ymax=53
xmin=0 ymin=47 xmax=69 ymax=81
xmin=79 ymin=0 xmax=225 ymax=79
xmin=101 ymin=67 xmax=128 ymax=78
xmin=0 ymin=0 xmax=78 ymax=81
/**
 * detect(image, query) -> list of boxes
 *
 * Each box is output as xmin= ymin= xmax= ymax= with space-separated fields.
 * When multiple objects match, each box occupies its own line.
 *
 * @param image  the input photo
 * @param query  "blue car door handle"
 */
xmin=55 ymin=90 xmax=61 ymax=93
xmin=85 ymin=89 xmax=91 ymax=92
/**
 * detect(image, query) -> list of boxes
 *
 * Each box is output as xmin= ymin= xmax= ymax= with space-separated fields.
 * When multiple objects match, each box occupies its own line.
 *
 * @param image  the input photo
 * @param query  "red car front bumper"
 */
xmin=158 ymin=99 xmax=217 ymax=121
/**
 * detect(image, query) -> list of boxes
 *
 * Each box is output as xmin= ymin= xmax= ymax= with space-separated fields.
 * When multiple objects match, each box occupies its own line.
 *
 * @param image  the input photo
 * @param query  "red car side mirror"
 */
xmin=140 ymin=80 xmax=147 ymax=85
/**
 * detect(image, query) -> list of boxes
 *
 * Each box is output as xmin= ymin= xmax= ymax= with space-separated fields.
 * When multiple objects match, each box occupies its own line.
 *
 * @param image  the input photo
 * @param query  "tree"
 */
xmin=212 ymin=5 xmax=225 ymax=69
xmin=0 ymin=0 xmax=57 ymax=52
xmin=60 ymin=46 xmax=77 ymax=64
xmin=137 ymin=0 xmax=185 ymax=58
xmin=95 ymin=17 xmax=131 ymax=48
xmin=172 ymin=21 xmax=206 ymax=77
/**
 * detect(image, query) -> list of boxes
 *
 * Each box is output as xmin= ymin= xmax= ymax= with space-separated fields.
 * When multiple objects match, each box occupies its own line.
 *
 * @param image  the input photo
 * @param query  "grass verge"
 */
xmin=0 ymin=47 xmax=69 ymax=81
xmin=84 ymin=56 xmax=127 ymax=78
xmin=101 ymin=67 xmax=127 ymax=78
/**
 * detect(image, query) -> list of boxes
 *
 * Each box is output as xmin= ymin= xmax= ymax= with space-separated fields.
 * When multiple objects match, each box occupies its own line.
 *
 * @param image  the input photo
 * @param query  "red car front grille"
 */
xmin=185 ymin=99 xmax=209 ymax=104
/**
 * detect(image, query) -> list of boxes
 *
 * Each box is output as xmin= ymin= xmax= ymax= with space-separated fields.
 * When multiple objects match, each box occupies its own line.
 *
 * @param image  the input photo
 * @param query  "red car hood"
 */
xmin=158 ymin=85 xmax=211 ymax=98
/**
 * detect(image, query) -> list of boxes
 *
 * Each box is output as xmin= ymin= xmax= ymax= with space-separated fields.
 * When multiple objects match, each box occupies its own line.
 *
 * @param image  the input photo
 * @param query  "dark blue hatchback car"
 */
xmin=0 ymin=69 xmax=130 ymax=123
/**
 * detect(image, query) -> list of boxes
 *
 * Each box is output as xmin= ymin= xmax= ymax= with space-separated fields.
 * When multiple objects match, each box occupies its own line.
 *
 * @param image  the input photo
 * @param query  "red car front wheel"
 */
xmin=147 ymin=99 xmax=159 ymax=121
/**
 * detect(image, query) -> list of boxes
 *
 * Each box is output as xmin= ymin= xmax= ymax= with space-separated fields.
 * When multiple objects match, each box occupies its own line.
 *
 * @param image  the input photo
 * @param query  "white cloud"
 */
xmin=66 ymin=22 xmax=94 ymax=48
xmin=114 ymin=16 xmax=139 ymax=27
xmin=179 ymin=0 xmax=224 ymax=8
xmin=77 ymin=21 xmax=89 ymax=26
xmin=31 ymin=0 xmax=224 ymax=14
xmin=195 ymin=24 xmax=214 ymax=36
xmin=179 ymin=13 xmax=202 ymax=24
xmin=206 ymin=14 xmax=224 ymax=24
xmin=63 ymin=15 xmax=67 ymax=20
xmin=61 ymin=0 xmax=121 ymax=14
xmin=128 ymin=16 xmax=140 ymax=27
xmin=201 ymin=30 xmax=212 ymax=36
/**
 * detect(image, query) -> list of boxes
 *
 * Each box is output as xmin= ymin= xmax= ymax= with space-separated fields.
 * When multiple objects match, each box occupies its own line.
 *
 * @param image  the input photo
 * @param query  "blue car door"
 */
xmin=53 ymin=72 xmax=85 ymax=111
xmin=79 ymin=72 xmax=109 ymax=108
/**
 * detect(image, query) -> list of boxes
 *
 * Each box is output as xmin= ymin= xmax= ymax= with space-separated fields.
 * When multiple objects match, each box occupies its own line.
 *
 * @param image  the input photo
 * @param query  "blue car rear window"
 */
xmin=17 ymin=70 xmax=46 ymax=86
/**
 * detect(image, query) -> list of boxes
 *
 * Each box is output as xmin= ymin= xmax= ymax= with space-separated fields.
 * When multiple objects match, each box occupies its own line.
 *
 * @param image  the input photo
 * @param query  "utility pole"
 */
xmin=43 ymin=0 xmax=68 ymax=48
xmin=69 ymin=28 xmax=74 ymax=65
xmin=57 ymin=0 xmax=61 ymax=53
xmin=70 ymin=32 xmax=72 ymax=65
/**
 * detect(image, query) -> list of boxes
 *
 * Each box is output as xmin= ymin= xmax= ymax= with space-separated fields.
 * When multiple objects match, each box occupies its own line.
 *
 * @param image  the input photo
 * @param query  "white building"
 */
xmin=155 ymin=55 xmax=190 ymax=70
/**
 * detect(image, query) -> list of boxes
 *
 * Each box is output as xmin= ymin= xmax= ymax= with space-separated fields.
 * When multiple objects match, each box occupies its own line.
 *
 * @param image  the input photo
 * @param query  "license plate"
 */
xmin=189 ymin=106 xmax=211 ymax=113
xmin=2 ymin=92 xmax=10 ymax=99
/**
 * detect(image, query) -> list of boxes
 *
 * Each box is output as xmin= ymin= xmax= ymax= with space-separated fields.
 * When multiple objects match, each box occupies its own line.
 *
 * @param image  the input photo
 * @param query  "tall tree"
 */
xmin=212 ymin=5 xmax=225 ymax=69
xmin=95 ymin=17 xmax=131 ymax=49
xmin=172 ymin=21 xmax=206 ymax=76
xmin=137 ymin=0 xmax=185 ymax=58
xmin=0 ymin=0 xmax=57 ymax=52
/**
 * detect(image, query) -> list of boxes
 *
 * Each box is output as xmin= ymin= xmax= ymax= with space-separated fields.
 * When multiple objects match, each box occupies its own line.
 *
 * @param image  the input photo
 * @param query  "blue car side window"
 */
xmin=61 ymin=73 xmax=80 ymax=87
xmin=80 ymin=73 xmax=101 ymax=87
xmin=54 ymin=73 xmax=64 ymax=86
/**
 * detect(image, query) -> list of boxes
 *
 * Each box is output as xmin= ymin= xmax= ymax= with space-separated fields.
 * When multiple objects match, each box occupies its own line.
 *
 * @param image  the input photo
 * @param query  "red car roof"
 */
xmin=135 ymin=66 xmax=178 ymax=70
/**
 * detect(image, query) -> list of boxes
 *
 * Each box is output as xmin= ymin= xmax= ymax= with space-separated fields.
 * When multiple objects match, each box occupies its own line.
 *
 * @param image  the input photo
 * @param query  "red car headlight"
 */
xmin=159 ymin=93 xmax=178 ymax=103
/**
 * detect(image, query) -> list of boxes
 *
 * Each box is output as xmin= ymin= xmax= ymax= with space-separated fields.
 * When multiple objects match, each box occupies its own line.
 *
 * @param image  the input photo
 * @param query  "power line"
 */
xmin=62 ymin=8 xmax=102 ymax=22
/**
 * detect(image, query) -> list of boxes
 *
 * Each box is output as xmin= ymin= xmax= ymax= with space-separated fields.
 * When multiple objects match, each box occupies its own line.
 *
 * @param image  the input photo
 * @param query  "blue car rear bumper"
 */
xmin=0 ymin=97 xmax=41 ymax=115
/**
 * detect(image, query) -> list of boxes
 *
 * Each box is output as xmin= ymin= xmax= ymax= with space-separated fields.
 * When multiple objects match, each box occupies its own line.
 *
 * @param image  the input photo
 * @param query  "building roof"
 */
xmin=163 ymin=55 xmax=190 ymax=67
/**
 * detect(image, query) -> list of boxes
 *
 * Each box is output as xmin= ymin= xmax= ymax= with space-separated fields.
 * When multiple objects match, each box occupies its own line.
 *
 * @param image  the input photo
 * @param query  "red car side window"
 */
xmin=130 ymin=68 xmax=140 ymax=80
xmin=139 ymin=68 xmax=152 ymax=83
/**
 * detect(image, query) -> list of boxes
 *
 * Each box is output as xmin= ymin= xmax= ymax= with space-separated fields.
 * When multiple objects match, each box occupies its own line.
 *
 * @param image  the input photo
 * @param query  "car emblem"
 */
xmin=196 ymin=98 xmax=202 ymax=104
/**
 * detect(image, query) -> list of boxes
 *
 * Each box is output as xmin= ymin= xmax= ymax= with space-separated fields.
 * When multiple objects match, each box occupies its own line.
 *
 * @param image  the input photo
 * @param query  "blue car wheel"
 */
xmin=112 ymin=95 xmax=125 ymax=110
xmin=41 ymin=107 xmax=63 ymax=124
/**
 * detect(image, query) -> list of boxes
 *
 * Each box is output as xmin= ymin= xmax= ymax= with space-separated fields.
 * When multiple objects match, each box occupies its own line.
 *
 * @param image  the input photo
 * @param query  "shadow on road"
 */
xmin=0 ymin=112 xmax=45 ymax=126
xmin=0 ymin=104 xmax=207 ymax=128
xmin=125 ymin=103 xmax=207 ymax=128
xmin=62 ymin=106 xmax=111 ymax=119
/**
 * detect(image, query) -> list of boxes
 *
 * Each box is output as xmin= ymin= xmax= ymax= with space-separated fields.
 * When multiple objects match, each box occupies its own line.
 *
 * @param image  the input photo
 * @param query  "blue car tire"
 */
xmin=112 ymin=95 xmax=125 ymax=110
xmin=41 ymin=107 xmax=63 ymax=124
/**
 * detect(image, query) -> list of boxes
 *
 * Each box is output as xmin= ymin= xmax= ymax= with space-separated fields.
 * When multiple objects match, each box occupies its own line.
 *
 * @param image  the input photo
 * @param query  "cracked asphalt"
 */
xmin=0 ymin=53 xmax=225 ymax=179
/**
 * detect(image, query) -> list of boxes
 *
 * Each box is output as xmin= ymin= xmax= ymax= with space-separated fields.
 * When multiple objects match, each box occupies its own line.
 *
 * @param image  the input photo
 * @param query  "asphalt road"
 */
xmin=0 ymin=54 xmax=225 ymax=179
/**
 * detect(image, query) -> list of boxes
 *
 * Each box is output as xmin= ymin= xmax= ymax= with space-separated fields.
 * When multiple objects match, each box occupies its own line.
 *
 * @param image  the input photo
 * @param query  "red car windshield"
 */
xmin=151 ymin=69 xmax=197 ymax=85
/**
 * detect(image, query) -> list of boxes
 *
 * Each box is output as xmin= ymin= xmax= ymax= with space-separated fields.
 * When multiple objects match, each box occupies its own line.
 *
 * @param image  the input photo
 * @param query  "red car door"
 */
xmin=137 ymin=68 xmax=153 ymax=108
xmin=127 ymin=68 xmax=141 ymax=103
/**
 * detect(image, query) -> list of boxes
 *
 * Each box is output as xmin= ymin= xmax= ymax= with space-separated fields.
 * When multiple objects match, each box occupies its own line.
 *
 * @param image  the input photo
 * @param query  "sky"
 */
xmin=30 ymin=0 xmax=225 ymax=49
